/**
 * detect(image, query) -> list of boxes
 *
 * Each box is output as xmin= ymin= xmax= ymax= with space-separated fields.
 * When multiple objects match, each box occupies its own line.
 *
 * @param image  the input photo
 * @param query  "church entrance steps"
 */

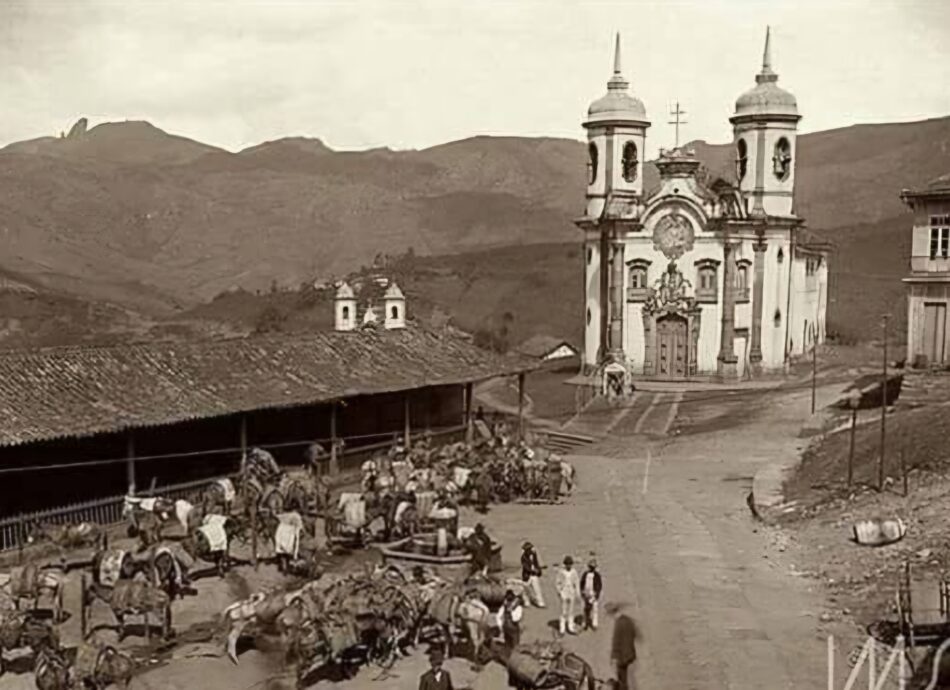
xmin=538 ymin=430 xmax=596 ymax=453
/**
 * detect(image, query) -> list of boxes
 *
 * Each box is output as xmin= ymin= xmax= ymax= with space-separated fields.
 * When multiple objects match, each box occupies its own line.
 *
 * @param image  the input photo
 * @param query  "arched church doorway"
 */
xmin=657 ymin=314 xmax=688 ymax=377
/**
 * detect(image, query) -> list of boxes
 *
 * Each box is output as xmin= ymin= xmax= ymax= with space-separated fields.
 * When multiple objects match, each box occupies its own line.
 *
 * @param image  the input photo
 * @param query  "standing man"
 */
xmin=467 ymin=523 xmax=493 ymax=576
xmin=418 ymin=649 xmax=453 ymax=690
xmin=501 ymin=589 xmax=524 ymax=651
xmin=554 ymin=556 xmax=580 ymax=635
xmin=606 ymin=603 xmax=639 ymax=690
xmin=520 ymin=542 xmax=545 ymax=608
xmin=579 ymin=556 xmax=603 ymax=631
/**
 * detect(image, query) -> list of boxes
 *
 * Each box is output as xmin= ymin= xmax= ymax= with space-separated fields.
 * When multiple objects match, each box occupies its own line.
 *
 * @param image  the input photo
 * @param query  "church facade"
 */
xmin=577 ymin=31 xmax=830 ymax=384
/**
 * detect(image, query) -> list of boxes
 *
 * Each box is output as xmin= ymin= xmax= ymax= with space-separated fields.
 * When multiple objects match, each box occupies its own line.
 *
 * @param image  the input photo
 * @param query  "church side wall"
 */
xmin=625 ymin=302 xmax=645 ymax=374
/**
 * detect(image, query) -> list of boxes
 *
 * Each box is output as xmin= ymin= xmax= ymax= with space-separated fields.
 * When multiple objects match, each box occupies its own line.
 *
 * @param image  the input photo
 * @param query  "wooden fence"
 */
xmin=0 ymin=424 xmax=465 ymax=553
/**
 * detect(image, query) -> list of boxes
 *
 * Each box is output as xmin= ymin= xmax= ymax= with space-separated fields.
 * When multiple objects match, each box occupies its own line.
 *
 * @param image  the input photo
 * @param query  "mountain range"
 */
xmin=0 ymin=115 xmax=948 ymax=347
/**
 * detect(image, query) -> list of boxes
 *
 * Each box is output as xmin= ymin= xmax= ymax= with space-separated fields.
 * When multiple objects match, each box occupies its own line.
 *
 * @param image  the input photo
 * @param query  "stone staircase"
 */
xmin=898 ymin=369 xmax=950 ymax=409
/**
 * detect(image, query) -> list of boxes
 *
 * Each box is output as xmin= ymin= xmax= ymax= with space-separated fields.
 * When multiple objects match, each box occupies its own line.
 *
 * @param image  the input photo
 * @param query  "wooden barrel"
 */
xmin=508 ymin=649 xmax=548 ymax=686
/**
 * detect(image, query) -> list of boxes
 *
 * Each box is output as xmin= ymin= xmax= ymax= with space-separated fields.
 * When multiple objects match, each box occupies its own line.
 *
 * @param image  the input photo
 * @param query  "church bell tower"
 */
xmin=581 ymin=34 xmax=651 ymax=372
xmin=730 ymin=27 xmax=801 ymax=218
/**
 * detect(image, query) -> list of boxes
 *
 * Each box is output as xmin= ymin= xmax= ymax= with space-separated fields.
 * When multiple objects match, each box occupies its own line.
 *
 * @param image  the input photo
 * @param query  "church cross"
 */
xmin=668 ymin=101 xmax=687 ymax=148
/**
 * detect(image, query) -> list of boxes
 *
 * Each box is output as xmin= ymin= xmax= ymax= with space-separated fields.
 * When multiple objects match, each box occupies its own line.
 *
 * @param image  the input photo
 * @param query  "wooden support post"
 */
xmin=329 ymin=403 xmax=339 ymax=476
xmin=126 ymin=432 xmax=136 ymax=496
xmin=251 ymin=503 xmax=258 ymax=571
xmin=848 ymin=407 xmax=857 ymax=487
xmin=811 ymin=325 xmax=817 ymax=415
xmin=517 ymin=373 xmax=526 ymax=440
xmin=404 ymin=393 xmax=412 ymax=449
xmin=464 ymin=382 xmax=474 ymax=443
xmin=901 ymin=433 xmax=908 ymax=497
xmin=879 ymin=315 xmax=889 ymax=492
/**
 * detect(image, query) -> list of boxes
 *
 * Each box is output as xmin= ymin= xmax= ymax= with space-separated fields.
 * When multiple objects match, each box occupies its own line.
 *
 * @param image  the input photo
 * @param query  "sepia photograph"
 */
xmin=0 ymin=0 xmax=948 ymax=687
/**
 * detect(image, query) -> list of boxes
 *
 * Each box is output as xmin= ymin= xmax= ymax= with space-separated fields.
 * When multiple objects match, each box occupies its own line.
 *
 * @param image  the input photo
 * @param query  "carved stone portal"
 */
xmin=641 ymin=261 xmax=702 ymax=377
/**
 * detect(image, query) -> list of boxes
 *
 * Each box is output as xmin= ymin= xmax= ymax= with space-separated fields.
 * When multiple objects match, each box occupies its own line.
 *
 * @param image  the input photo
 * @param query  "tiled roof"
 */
xmin=0 ymin=326 xmax=538 ymax=447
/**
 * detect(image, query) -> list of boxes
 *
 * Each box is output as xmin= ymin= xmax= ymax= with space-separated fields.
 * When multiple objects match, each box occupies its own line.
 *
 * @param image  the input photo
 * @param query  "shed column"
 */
xmin=749 ymin=235 xmax=767 ymax=371
xmin=464 ymin=383 xmax=474 ymax=442
xmin=329 ymin=403 xmax=339 ymax=476
xmin=718 ymin=240 xmax=739 ymax=379
xmin=126 ymin=432 xmax=136 ymax=495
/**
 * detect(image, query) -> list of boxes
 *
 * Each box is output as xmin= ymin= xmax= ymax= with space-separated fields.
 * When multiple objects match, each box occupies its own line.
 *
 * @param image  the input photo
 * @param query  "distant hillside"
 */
xmin=0 ymin=116 xmax=947 ymax=344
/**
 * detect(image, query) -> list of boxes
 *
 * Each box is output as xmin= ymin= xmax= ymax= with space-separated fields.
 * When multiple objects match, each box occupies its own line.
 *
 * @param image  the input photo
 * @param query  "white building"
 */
xmin=577 ymin=31 xmax=829 ymax=387
xmin=901 ymin=173 xmax=950 ymax=368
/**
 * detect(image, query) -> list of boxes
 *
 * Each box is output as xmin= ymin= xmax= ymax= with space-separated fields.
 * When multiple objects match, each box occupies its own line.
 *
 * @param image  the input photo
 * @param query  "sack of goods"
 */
xmin=275 ymin=513 xmax=302 ymax=558
xmin=508 ymin=648 xmax=549 ymax=687
xmin=343 ymin=500 xmax=366 ymax=529
xmin=99 ymin=549 xmax=128 ymax=587
xmin=852 ymin=518 xmax=906 ymax=546
xmin=415 ymin=491 xmax=436 ymax=518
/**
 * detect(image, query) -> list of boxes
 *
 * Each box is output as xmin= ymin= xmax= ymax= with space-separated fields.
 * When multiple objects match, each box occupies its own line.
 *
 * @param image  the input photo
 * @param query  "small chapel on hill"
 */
xmin=578 ymin=30 xmax=830 ymax=388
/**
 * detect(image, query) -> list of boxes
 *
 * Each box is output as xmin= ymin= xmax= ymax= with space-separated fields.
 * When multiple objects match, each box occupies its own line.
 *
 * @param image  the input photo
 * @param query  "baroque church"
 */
xmin=578 ymin=30 xmax=830 ymax=388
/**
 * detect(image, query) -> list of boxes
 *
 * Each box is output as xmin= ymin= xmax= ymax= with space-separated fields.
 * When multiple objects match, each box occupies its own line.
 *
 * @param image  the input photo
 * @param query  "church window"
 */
xmin=626 ymin=260 xmax=650 ymax=301
xmin=391 ymin=306 xmax=399 ymax=320
xmin=587 ymin=247 xmax=593 ymax=264
xmin=735 ymin=261 xmax=751 ymax=302
xmin=630 ymin=266 xmax=647 ymax=289
xmin=773 ymin=138 xmax=792 ymax=181
xmin=588 ymin=143 xmax=598 ymax=185
xmin=342 ymin=306 xmax=350 ymax=321
xmin=930 ymin=217 xmax=950 ymax=259
xmin=736 ymin=139 xmax=748 ymax=181
xmin=622 ymin=141 xmax=639 ymax=183
xmin=586 ymin=307 xmax=592 ymax=325
xmin=695 ymin=260 xmax=719 ymax=302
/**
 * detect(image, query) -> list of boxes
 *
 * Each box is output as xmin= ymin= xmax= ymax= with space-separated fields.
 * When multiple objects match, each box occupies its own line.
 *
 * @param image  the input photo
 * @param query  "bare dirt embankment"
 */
xmin=775 ymin=370 xmax=950 ymax=629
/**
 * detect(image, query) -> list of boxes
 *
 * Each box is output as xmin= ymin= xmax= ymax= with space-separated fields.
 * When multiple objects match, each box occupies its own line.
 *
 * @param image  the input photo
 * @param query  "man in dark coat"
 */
xmin=579 ymin=556 xmax=603 ymax=631
xmin=419 ymin=649 xmax=453 ymax=690
xmin=520 ymin=541 xmax=545 ymax=607
xmin=467 ymin=523 xmax=493 ymax=576
xmin=607 ymin=603 xmax=638 ymax=690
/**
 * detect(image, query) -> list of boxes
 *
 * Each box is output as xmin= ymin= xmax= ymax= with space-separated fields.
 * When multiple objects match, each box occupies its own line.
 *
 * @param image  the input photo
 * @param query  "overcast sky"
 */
xmin=1 ymin=0 xmax=948 ymax=157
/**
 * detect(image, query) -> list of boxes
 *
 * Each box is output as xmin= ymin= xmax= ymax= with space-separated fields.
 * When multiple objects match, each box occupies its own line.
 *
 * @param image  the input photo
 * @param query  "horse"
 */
xmin=33 ymin=645 xmax=72 ymax=690
xmin=425 ymin=588 xmax=495 ymax=663
xmin=123 ymin=496 xmax=198 ymax=544
xmin=0 ymin=610 xmax=60 ymax=675
xmin=97 ymin=580 xmax=172 ymax=642
xmin=0 ymin=564 xmax=67 ymax=622
xmin=145 ymin=544 xmax=191 ymax=600
xmin=72 ymin=638 xmax=136 ymax=690
xmin=202 ymin=478 xmax=238 ymax=515
xmin=25 ymin=521 xmax=104 ymax=559
xmin=182 ymin=514 xmax=239 ymax=577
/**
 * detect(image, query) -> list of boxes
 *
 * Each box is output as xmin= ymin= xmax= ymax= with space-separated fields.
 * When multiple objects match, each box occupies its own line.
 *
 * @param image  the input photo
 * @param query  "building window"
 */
xmin=342 ymin=306 xmax=350 ymax=321
xmin=588 ymin=143 xmax=598 ymax=185
xmin=735 ymin=261 xmax=750 ymax=302
xmin=930 ymin=217 xmax=950 ymax=259
xmin=586 ymin=307 xmax=592 ymax=325
xmin=695 ymin=261 xmax=719 ymax=302
xmin=626 ymin=260 xmax=650 ymax=301
xmin=736 ymin=138 xmax=748 ymax=182
xmin=391 ymin=306 xmax=399 ymax=320
xmin=622 ymin=141 xmax=639 ymax=183
xmin=587 ymin=247 xmax=593 ymax=264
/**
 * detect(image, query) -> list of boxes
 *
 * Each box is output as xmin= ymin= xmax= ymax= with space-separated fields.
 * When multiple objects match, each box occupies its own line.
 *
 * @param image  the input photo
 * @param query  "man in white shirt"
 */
xmin=502 ymin=589 xmax=524 ymax=650
xmin=554 ymin=555 xmax=581 ymax=635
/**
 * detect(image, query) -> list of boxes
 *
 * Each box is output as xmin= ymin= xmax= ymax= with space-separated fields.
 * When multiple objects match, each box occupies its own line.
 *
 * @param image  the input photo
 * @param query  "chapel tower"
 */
xmin=730 ymin=27 xmax=801 ymax=218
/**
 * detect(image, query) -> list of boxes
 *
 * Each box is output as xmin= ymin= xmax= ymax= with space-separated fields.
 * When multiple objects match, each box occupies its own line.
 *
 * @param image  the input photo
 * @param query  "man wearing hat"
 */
xmin=554 ymin=555 xmax=580 ymax=635
xmin=501 ymin=589 xmax=524 ymax=651
xmin=520 ymin=541 xmax=545 ymax=608
xmin=579 ymin=555 xmax=603 ymax=631
xmin=607 ymin=603 xmax=638 ymax=690
xmin=418 ymin=648 xmax=453 ymax=690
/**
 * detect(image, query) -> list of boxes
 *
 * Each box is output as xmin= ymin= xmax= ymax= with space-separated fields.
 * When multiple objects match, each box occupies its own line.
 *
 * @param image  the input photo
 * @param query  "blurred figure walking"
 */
xmin=607 ymin=602 xmax=639 ymax=689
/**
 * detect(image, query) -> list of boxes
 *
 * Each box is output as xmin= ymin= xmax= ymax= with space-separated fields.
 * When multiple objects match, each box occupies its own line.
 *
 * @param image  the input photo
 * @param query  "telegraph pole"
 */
xmin=668 ymin=102 xmax=687 ymax=148
xmin=879 ymin=315 xmax=890 ymax=492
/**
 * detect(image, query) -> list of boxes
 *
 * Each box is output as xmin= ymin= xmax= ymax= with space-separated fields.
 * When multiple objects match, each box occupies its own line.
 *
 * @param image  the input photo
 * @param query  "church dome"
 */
xmin=585 ymin=34 xmax=649 ymax=127
xmin=732 ymin=28 xmax=800 ymax=121
xmin=335 ymin=281 xmax=355 ymax=300
xmin=384 ymin=282 xmax=404 ymax=300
